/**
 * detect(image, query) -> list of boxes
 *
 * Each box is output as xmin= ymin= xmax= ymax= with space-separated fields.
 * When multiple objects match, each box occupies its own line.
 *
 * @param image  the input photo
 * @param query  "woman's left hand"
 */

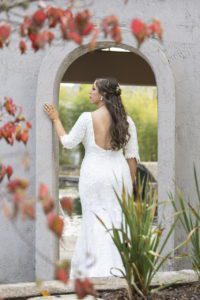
xmin=43 ymin=103 xmax=59 ymax=121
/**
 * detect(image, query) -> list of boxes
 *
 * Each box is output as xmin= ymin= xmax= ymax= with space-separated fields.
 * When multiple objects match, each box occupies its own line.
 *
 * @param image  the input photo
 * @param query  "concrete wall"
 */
xmin=0 ymin=0 xmax=199 ymax=282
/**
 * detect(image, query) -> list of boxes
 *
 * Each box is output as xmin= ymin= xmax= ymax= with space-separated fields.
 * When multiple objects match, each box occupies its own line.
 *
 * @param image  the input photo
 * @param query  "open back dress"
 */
xmin=60 ymin=112 xmax=140 ymax=279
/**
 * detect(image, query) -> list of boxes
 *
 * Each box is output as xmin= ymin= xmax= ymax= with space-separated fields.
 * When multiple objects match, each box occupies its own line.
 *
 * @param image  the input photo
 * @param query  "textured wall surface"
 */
xmin=0 ymin=0 xmax=199 ymax=282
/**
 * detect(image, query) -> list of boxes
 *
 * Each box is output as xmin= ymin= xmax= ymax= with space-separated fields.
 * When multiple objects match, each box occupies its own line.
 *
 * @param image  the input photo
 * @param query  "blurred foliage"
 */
xmin=58 ymin=84 xmax=157 ymax=166
xmin=122 ymin=87 xmax=157 ymax=161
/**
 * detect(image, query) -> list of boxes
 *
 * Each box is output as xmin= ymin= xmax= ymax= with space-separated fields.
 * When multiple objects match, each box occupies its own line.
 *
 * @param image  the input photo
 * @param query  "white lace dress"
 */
xmin=60 ymin=112 xmax=140 ymax=279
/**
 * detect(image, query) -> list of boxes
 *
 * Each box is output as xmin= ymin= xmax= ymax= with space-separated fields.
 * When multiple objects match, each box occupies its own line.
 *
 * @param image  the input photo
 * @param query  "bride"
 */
xmin=43 ymin=77 xmax=140 ymax=279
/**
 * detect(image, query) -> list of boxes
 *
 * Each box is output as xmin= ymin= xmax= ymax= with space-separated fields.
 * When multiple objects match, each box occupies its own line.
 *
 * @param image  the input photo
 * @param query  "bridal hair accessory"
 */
xmin=114 ymin=84 xmax=121 ymax=96
xmin=116 ymin=85 xmax=120 ymax=93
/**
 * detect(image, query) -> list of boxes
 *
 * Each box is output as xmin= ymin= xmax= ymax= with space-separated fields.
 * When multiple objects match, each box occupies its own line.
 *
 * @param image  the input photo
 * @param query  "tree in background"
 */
xmin=59 ymin=84 xmax=96 ymax=165
xmin=123 ymin=86 xmax=157 ymax=161
xmin=59 ymin=84 xmax=157 ymax=165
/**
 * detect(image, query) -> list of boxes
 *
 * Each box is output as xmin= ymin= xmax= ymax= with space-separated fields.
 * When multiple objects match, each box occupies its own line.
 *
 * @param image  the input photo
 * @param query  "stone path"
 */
xmin=29 ymin=296 xmax=101 ymax=300
xmin=0 ymin=270 xmax=198 ymax=299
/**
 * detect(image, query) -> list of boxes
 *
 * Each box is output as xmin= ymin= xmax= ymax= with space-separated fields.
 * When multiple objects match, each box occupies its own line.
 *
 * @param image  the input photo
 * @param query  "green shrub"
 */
xmin=170 ymin=164 xmax=200 ymax=279
xmin=95 ymin=177 xmax=179 ymax=299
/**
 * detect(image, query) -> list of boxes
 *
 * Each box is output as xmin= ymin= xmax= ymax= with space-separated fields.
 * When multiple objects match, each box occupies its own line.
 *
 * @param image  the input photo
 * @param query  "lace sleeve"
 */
xmin=124 ymin=116 xmax=140 ymax=162
xmin=59 ymin=112 xmax=87 ymax=149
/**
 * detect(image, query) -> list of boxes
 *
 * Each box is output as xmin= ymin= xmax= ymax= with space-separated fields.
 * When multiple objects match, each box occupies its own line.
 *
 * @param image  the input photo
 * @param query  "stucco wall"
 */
xmin=0 ymin=48 xmax=45 ymax=282
xmin=0 ymin=0 xmax=199 ymax=282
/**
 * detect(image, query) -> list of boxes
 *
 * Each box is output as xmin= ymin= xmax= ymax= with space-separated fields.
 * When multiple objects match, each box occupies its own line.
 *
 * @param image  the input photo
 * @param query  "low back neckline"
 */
xmin=89 ymin=112 xmax=113 ymax=152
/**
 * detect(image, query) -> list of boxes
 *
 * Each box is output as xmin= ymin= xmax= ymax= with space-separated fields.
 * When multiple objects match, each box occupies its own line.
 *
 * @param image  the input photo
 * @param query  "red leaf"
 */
xmin=74 ymin=278 xmax=96 ymax=299
xmin=101 ymin=15 xmax=122 ymax=44
xmin=147 ymin=19 xmax=163 ymax=40
xmin=15 ymin=130 xmax=22 ymax=141
xmin=21 ymin=201 xmax=36 ymax=220
xmin=3 ymin=97 xmax=17 ymax=116
xmin=38 ymin=183 xmax=49 ymax=201
xmin=74 ymin=10 xmax=94 ymax=37
xmin=19 ymin=40 xmax=27 ymax=54
xmin=20 ymin=17 xmax=32 ymax=37
xmin=0 ymin=164 xmax=7 ymax=182
xmin=45 ymin=31 xmax=55 ymax=45
xmin=26 ymin=121 xmax=32 ymax=129
xmin=82 ymin=23 xmax=94 ymax=36
xmin=32 ymin=9 xmax=46 ymax=26
xmin=20 ymin=129 xmax=29 ymax=144
xmin=42 ymin=196 xmax=54 ymax=214
xmin=6 ymin=165 xmax=13 ymax=179
xmin=47 ymin=7 xmax=71 ymax=28
xmin=60 ymin=196 xmax=73 ymax=216
xmin=68 ymin=31 xmax=82 ymax=44
xmin=29 ymin=31 xmax=54 ymax=51
xmin=130 ymin=19 xmax=147 ymax=47
xmin=7 ymin=179 xmax=29 ymax=193
xmin=55 ymin=260 xmax=70 ymax=284
xmin=89 ymin=28 xmax=99 ymax=51
xmin=47 ymin=211 xmax=64 ymax=238
xmin=0 ymin=22 xmax=11 ymax=47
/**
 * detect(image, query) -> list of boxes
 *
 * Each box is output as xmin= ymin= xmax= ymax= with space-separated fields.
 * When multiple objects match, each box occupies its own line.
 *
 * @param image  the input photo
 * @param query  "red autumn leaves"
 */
xmin=0 ymin=164 xmax=13 ymax=182
xmin=18 ymin=7 xmax=94 ymax=52
xmin=2 ymin=178 xmax=35 ymax=220
xmin=0 ymin=97 xmax=96 ymax=297
xmin=0 ymin=97 xmax=34 ymax=219
xmin=0 ymin=97 xmax=32 ymax=145
xmin=38 ymin=183 xmax=64 ymax=238
xmin=75 ymin=278 xmax=96 ymax=299
xmin=55 ymin=259 xmax=70 ymax=284
xmin=2 ymin=176 xmax=96 ymax=297
xmin=60 ymin=9 xmax=94 ymax=44
xmin=0 ymin=22 xmax=11 ymax=48
xmin=131 ymin=18 xmax=163 ymax=47
xmin=2 ymin=178 xmax=74 ymax=234
xmin=0 ymin=4 xmax=163 ymax=54
xmin=19 ymin=8 xmax=56 ymax=52
xmin=38 ymin=184 xmax=73 ymax=238
xmin=101 ymin=15 xmax=122 ymax=44
xmin=54 ymin=261 xmax=96 ymax=299
xmin=0 ymin=96 xmax=73 ymax=230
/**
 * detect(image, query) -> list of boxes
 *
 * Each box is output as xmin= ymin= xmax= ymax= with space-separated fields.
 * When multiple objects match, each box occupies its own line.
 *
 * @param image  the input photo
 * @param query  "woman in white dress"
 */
xmin=43 ymin=78 xmax=140 ymax=279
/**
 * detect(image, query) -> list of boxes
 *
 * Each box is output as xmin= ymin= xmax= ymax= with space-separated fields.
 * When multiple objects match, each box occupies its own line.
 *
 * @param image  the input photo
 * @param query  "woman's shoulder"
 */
xmin=126 ymin=115 xmax=137 ymax=129
xmin=79 ymin=111 xmax=91 ymax=119
xmin=126 ymin=115 xmax=134 ymax=122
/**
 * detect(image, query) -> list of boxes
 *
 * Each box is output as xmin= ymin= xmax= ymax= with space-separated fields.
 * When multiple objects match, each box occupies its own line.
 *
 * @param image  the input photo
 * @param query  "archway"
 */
xmin=35 ymin=36 xmax=175 ymax=280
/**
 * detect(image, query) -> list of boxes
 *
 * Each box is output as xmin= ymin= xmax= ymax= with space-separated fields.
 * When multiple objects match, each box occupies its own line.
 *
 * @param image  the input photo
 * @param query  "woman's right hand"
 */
xmin=43 ymin=103 xmax=59 ymax=121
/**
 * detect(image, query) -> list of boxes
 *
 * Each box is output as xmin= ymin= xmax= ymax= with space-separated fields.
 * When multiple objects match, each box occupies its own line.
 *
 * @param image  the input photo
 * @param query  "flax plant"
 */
xmin=95 ymin=176 xmax=179 ymax=299
xmin=170 ymin=164 xmax=200 ymax=279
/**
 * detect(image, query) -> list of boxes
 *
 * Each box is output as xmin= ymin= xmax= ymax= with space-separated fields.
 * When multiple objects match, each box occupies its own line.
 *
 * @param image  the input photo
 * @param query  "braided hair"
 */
xmin=95 ymin=77 xmax=130 ymax=151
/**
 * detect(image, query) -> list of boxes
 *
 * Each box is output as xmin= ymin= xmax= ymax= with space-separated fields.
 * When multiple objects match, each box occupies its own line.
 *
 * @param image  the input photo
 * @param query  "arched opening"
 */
xmin=58 ymin=47 xmax=158 ymax=263
xmin=35 ymin=39 xmax=175 ymax=280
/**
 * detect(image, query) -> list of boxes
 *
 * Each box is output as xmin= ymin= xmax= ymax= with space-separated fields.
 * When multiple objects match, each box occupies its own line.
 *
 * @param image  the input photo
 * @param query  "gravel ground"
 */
xmin=98 ymin=281 xmax=200 ymax=300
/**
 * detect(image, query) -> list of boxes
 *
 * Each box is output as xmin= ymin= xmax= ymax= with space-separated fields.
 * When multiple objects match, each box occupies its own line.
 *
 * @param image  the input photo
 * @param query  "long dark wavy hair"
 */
xmin=95 ymin=77 xmax=130 ymax=151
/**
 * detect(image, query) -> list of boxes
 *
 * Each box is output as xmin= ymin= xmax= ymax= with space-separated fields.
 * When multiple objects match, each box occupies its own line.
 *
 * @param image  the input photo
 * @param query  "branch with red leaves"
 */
xmin=0 ymin=97 xmax=31 ymax=145
xmin=0 ymin=1 xmax=163 ymax=53
xmin=0 ymin=97 xmax=97 ymax=297
xmin=0 ymin=73 xmax=98 ymax=300
xmin=0 ymin=0 xmax=71 ymax=12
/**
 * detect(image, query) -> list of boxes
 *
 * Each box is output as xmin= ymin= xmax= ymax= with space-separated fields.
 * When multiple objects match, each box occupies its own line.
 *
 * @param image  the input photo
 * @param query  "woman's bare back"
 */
xmin=91 ymin=107 xmax=112 ymax=150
